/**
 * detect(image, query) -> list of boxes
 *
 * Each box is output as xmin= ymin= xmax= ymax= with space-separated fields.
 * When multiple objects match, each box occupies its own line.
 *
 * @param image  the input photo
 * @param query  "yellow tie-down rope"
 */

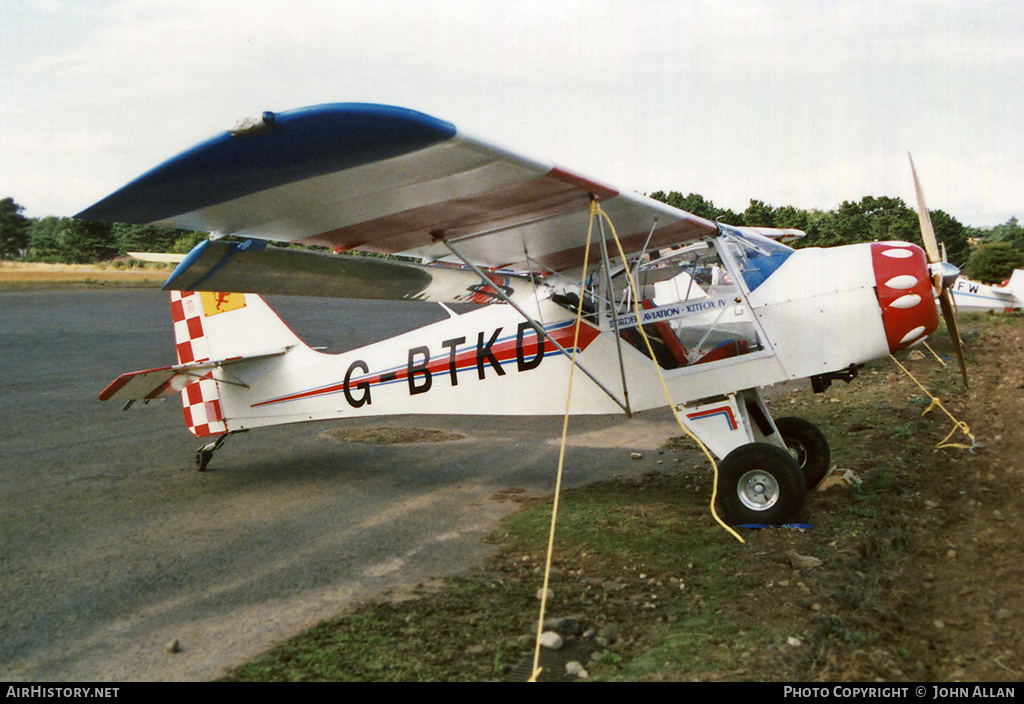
xmin=528 ymin=200 xmax=597 ymax=682
xmin=529 ymin=201 xmax=744 ymax=682
xmin=596 ymin=202 xmax=745 ymax=545
xmin=889 ymin=353 xmax=977 ymax=451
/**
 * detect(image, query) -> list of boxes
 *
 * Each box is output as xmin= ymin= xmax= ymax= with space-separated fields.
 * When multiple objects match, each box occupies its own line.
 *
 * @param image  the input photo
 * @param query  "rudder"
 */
xmin=170 ymin=291 xmax=305 ymax=436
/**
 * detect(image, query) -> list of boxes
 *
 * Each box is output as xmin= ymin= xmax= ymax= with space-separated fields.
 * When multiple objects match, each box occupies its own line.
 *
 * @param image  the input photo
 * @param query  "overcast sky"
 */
xmin=1 ymin=0 xmax=1021 ymax=227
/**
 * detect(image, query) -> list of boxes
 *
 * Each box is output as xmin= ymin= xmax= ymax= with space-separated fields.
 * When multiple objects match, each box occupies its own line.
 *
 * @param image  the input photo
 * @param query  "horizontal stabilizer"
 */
xmin=98 ymin=347 xmax=288 ymax=404
xmin=164 ymin=239 xmax=537 ymax=304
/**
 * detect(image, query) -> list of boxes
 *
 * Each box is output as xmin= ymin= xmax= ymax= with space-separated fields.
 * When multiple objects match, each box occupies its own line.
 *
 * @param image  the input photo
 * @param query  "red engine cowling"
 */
xmin=870 ymin=242 xmax=940 ymax=353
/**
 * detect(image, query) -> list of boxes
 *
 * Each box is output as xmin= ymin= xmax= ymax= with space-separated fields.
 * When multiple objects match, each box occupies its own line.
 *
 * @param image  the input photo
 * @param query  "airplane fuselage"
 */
xmin=179 ymin=234 xmax=939 ymax=457
xmin=951 ymin=271 xmax=1023 ymax=313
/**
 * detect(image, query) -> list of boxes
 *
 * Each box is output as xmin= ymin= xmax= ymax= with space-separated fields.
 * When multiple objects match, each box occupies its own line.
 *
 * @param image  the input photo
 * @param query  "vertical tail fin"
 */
xmin=1006 ymin=270 xmax=1024 ymax=304
xmin=170 ymin=291 xmax=306 ymax=436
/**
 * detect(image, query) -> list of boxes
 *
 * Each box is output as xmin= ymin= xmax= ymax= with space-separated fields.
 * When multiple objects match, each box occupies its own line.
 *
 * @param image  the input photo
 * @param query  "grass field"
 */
xmin=0 ymin=261 xmax=168 ymax=289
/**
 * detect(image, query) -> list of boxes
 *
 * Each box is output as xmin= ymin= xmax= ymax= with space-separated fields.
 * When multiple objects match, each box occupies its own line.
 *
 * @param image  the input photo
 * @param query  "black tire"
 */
xmin=775 ymin=416 xmax=830 ymax=490
xmin=195 ymin=449 xmax=213 ymax=472
xmin=715 ymin=443 xmax=807 ymax=526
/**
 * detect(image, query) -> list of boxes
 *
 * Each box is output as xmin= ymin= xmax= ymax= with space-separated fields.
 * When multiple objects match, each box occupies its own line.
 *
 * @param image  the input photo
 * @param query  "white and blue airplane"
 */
xmin=79 ymin=104 xmax=967 ymax=527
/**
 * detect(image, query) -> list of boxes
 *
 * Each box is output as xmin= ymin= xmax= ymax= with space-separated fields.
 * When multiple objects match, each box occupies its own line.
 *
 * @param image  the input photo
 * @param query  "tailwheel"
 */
xmin=715 ymin=443 xmax=807 ymax=526
xmin=194 ymin=432 xmax=234 ymax=472
xmin=774 ymin=416 xmax=831 ymax=490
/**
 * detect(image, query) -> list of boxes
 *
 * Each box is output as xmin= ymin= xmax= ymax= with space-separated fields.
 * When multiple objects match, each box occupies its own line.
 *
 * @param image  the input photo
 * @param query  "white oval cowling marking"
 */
xmin=885 ymin=275 xmax=919 ymax=290
xmin=899 ymin=326 xmax=926 ymax=345
xmin=890 ymin=294 xmax=923 ymax=309
xmin=881 ymin=248 xmax=914 ymax=259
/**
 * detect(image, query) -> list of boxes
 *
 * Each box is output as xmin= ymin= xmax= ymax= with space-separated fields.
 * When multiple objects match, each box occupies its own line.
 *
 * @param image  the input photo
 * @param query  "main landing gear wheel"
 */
xmin=715 ymin=443 xmax=807 ymax=526
xmin=774 ymin=416 xmax=831 ymax=490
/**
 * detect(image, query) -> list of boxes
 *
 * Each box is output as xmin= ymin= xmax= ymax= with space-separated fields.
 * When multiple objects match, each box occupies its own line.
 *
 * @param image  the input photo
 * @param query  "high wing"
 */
xmin=76 ymin=103 xmax=718 ymax=275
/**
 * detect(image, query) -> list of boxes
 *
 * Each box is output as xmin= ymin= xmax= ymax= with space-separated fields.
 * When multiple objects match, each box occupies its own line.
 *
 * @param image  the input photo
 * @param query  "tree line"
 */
xmin=0 ymin=200 xmax=207 ymax=265
xmin=2 ymin=192 xmax=1023 ymax=283
xmin=651 ymin=190 xmax=1023 ymax=283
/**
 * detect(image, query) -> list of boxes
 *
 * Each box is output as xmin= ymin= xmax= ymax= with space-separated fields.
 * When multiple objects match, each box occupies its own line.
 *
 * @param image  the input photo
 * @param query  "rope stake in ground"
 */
xmin=889 ymin=354 xmax=977 ymax=451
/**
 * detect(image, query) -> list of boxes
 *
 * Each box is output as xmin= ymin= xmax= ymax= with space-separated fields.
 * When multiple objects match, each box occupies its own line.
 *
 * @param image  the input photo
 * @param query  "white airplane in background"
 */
xmin=950 ymin=270 xmax=1024 ymax=313
xmin=78 ymin=104 xmax=967 ymax=527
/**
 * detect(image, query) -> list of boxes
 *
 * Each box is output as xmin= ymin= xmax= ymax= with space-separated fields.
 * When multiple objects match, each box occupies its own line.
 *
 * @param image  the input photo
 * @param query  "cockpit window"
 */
xmin=548 ymin=231 xmax=784 ymax=371
xmin=594 ymin=237 xmax=764 ymax=370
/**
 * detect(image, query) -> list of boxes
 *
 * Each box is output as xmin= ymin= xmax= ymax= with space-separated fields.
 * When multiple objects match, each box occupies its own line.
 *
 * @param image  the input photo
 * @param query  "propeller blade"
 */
xmin=909 ymin=153 xmax=941 ymax=265
xmin=910 ymin=155 xmax=968 ymax=386
xmin=939 ymin=289 xmax=969 ymax=387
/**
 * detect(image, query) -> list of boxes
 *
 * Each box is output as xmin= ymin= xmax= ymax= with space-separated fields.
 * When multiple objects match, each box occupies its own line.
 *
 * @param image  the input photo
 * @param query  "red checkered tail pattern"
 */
xmin=170 ymin=291 xmax=305 ymax=437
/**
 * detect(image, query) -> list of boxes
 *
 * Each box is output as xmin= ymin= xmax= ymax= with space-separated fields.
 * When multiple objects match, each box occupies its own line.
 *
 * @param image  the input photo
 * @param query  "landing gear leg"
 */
xmin=194 ymin=432 xmax=236 ymax=472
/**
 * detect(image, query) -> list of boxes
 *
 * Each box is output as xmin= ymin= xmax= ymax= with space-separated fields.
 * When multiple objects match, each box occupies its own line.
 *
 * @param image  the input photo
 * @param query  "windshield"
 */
xmin=718 ymin=227 xmax=794 ymax=292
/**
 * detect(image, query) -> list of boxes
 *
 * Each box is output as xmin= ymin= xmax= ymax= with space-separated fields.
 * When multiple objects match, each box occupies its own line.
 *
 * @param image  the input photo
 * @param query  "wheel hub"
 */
xmin=737 ymin=469 xmax=780 ymax=512
xmin=785 ymin=439 xmax=807 ymax=468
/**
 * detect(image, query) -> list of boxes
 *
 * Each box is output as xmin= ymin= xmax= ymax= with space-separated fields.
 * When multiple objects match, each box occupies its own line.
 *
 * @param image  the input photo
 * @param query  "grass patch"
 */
xmin=320 ymin=426 xmax=465 ymax=445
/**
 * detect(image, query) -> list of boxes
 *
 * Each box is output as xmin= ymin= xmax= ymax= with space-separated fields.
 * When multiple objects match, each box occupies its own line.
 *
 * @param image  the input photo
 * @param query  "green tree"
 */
xmin=928 ymin=209 xmax=971 ymax=268
xmin=861 ymin=196 xmax=918 ymax=243
xmin=113 ymin=223 xmax=193 ymax=254
xmin=964 ymin=242 xmax=1024 ymax=284
xmin=0 ymin=197 xmax=30 ymax=259
xmin=169 ymin=230 xmax=208 ymax=254
xmin=773 ymin=194 xmax=968 ymax=259
xmin=649 ymin=189 xmax=972 ymax=259
xmin=742 ymin=199 xmax=776 ymax=227
xmin=804 ymin=199 xmax=874 ymax=248
xmin=54 ymin=219 xmax=118 ymax=263
xmin=769 ymin=204 xmax=812 ymax=231
xmin=715 ymin=207 xmax=743 ymax=226
xmin=649 ymin=191 xmax=721 ymax=221
xmin=26 ymin=216 xmax=64 ymax=260
xmin=983 ymin=217 xmax=1024 ymax=251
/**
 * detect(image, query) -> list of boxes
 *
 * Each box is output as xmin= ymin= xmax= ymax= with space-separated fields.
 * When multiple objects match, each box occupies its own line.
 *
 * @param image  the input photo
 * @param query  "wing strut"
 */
xmin=595 ymin=203 xmax=633 ymax=415
xmin=442 ymin=240 xmax=631 ymax=415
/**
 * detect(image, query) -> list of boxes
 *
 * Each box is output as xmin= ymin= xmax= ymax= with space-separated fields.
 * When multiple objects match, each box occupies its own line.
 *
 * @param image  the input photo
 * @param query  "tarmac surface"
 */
xmin=0 ymin=289 xmax=681 ymax=682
